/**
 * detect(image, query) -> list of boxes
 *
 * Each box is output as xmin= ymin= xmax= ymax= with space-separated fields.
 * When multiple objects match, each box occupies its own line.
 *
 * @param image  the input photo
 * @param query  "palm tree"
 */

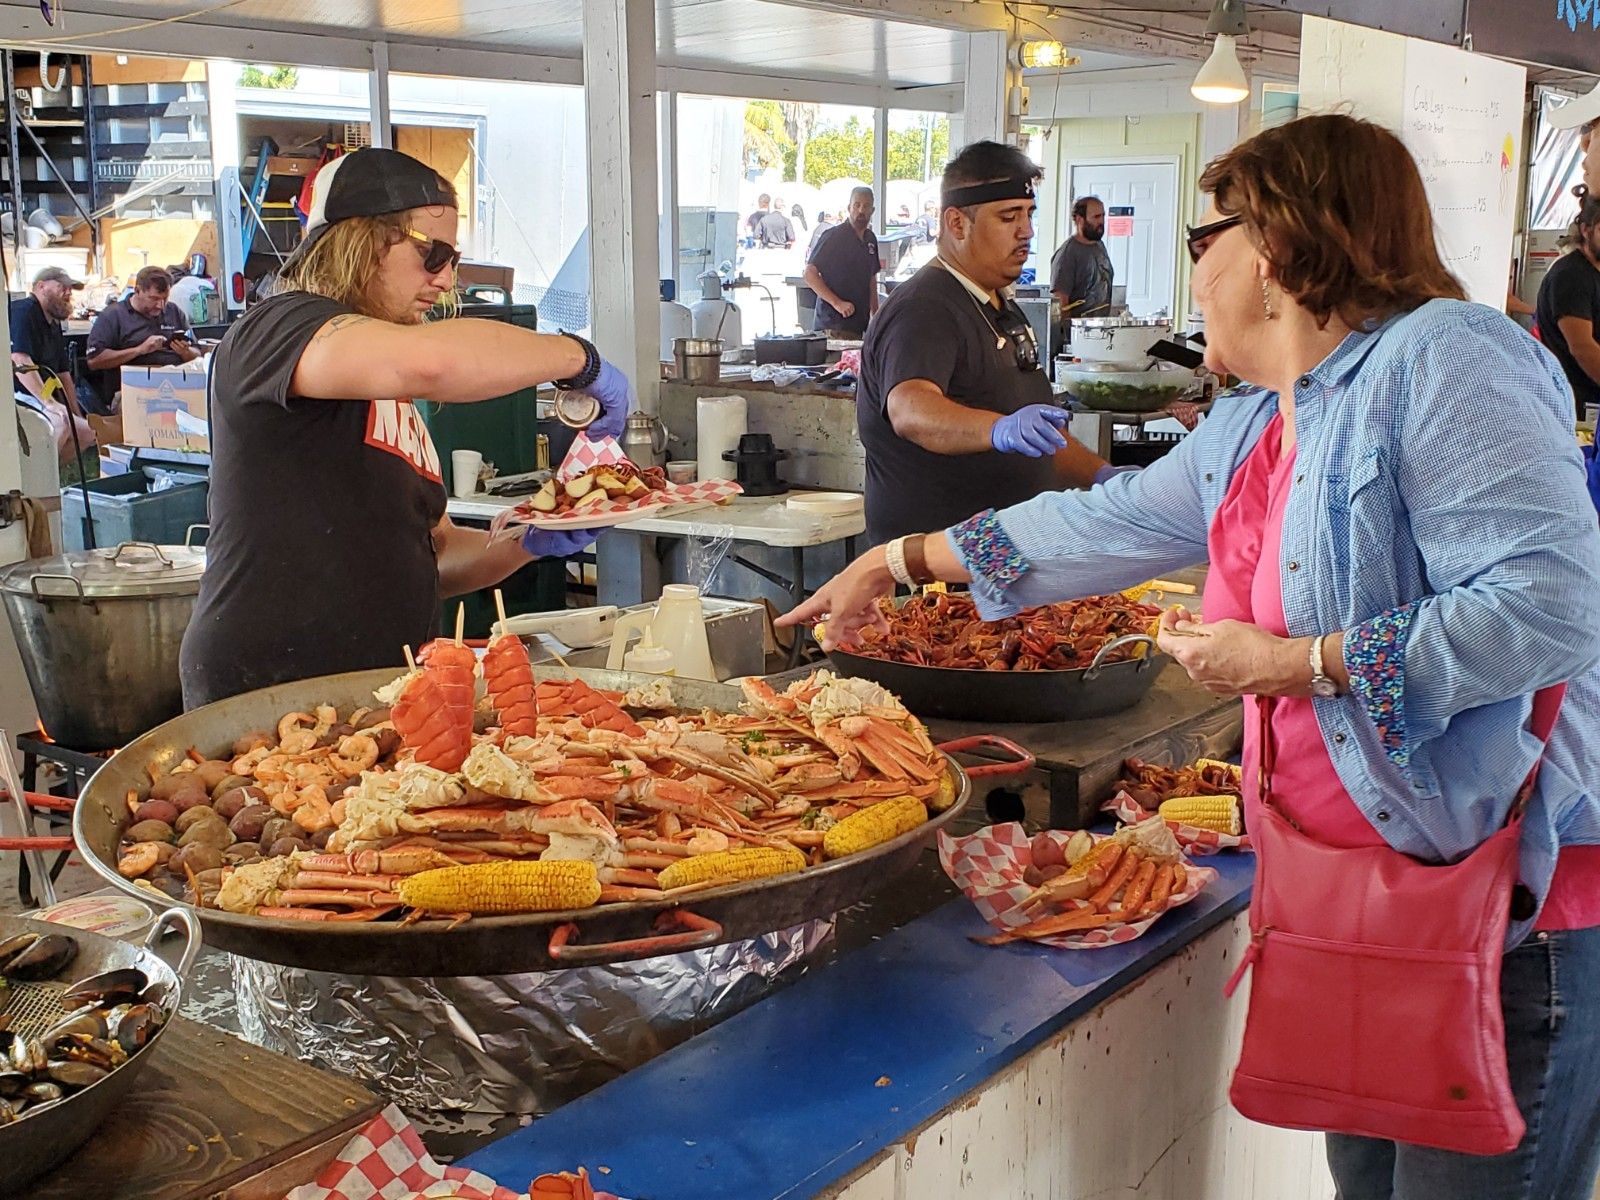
xmin=779 ymin=102 xmax=820 ymax=185
xmin=744 ymin=100 xmax=789 ymax=173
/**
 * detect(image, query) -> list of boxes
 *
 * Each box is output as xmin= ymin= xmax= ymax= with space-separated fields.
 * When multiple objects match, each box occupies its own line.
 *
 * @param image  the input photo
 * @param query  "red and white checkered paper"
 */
xmin=1100 ymin=791 xmax=1253 ymax=855
xmin=937 ymin=823 xmax=1216 ymax=950
xmin=490 ymin=436 xmax=741 ymax=537
xmin=284 ymin=1105 xmax=625 ymax=1200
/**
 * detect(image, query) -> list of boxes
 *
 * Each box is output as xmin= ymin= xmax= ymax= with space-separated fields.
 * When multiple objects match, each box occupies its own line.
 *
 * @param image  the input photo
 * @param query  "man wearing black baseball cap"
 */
xmin=181 ymin=146 xmax=634 ymax=707
xmin=10 ymin=264 xmax=94 ymax=466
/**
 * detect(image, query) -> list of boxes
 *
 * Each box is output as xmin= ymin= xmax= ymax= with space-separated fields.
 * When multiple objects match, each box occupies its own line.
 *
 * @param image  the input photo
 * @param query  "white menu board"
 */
xmin=1398 ymin=38 xmax=1525 ymax=309
xmin=1298 ymin=17 xmax=1526 ymax=311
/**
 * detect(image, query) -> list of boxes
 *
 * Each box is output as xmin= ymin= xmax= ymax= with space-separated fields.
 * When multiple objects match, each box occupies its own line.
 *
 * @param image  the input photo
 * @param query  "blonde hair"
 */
xmin=277 ymin=203 xmax=460 ymax=320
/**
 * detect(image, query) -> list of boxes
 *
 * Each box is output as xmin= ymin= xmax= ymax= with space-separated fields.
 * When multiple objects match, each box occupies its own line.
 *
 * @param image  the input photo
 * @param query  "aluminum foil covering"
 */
xmin=231 ymin=920 xmax=834 ymax=1114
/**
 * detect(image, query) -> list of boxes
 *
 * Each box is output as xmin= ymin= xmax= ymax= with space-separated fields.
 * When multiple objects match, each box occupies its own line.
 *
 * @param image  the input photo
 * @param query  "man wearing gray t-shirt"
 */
xmin=1049 ymin=195 xmax=1113 ymax=344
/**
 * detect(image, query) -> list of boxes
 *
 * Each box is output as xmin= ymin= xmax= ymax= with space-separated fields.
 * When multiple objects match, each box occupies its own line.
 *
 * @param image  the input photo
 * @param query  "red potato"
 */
xmin=1030 ymin=831 xmax=1066 ymax=870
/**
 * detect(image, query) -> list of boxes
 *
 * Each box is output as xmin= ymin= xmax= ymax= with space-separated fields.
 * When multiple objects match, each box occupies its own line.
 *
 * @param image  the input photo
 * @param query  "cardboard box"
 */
xmin=457 ymin=260 xmax=514 ymax=295
xmin=120 ymin=363 xmax=209 ymax=452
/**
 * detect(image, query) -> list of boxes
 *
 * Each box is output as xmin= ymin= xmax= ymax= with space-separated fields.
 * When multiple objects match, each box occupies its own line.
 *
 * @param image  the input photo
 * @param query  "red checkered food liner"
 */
xmin=284 ymin=1104 xmax=626 ymax=1200
xmin=937 ymin=822 xmax=1216 ymax=950
xmin=493 ymin=435 xmax=741 ymax=535
xmin=1102 ymin=791 xmax=1252 ymax=854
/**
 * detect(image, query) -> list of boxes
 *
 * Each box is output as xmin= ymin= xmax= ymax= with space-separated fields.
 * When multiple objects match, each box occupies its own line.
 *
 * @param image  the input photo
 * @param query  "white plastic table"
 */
xmin=446 ymin=492 xmax=864 ymax=664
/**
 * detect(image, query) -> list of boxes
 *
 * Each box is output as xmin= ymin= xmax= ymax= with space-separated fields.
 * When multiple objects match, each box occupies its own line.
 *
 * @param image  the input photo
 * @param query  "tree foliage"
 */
xmin=239 ymin=64 xmax=299 ymax=89
xmin=743 ymin=100 xmax=788 ymax=172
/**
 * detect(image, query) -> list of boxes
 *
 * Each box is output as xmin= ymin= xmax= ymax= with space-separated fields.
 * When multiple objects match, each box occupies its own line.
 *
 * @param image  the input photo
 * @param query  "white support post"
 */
xmin=658 ymin=89 xmax=680 ymax=293
xmin=583 ymin=0 xmax=661 ymax=414
xmin=368 ymin=41 xmax=392 ymax=148
xmin=872 ymin=107 xmax=889 ymax=236
xmin=962 ymin=30 xmax=1013 ymax=146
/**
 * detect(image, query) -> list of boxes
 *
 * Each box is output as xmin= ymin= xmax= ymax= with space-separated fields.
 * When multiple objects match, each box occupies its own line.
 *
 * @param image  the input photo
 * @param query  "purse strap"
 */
xmin=1258 ymin=682 xmax=1566 ymax=826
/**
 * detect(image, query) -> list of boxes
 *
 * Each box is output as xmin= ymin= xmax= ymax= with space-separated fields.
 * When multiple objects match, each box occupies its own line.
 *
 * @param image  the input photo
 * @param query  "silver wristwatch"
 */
xmin=1309 ymin=634 xmax=1339 ymax=699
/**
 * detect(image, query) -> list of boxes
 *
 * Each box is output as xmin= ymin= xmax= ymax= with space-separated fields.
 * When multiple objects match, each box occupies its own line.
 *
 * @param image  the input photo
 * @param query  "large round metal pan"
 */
xmin=0 ymin=908 xmax=200 ymax=1195
xmin=828 ymin=633 xmax=1168 ymax=723
xmin=74 ymin=669 xmax=981 ymax=977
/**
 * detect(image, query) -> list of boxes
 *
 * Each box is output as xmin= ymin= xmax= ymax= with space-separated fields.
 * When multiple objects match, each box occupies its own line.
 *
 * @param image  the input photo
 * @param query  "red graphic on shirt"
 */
xmin=365 ymin=399 xmax=442 ymax=482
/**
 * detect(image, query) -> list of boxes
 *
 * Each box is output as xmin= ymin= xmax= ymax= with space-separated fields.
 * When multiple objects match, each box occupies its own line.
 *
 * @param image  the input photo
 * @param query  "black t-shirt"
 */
xmin=86 ymin=297 xmax=191 ymax=367
xmin=9 ymin=295 xmax=68 ymax=375
xmin=179 ymin=292 xmax=447 ymax=708
xmin=858 ymin=263 xmax=1059 ymax=545
xmin=806 ymin=222 xmax=879 ymax=335
xmin=1536 ymin=250 xmax=1600 ymax=419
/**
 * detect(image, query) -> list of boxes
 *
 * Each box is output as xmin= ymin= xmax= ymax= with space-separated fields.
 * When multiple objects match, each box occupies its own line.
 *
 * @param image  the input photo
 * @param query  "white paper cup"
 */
xmin=451 ymin=449 xmax=484 ymax=498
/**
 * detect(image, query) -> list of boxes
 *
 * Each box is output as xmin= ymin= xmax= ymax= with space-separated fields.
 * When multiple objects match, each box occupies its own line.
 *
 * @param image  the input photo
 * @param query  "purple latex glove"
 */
xmin=1093 ymin=463 xmax=1142 ymax=485
xmin=990 ymin=404 xmax=1071 ymax=456
xmin=578 ymin=359 xmax=632 ymax=441
xmin=520 ymin=525 xmax=597 ymax=559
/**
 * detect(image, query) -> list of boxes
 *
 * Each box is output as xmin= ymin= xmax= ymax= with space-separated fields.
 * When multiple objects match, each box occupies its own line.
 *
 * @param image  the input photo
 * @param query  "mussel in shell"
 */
xmin=106 ymin=1003 xmax=163 ymax=1054
xmin=45 ymin=1059 xmax=108 ymax=1088
xmin=61 ymin=967 xmax=147 ymax=1011
xmin=0 ymin=934 xmax=77 ymax=982
xmin=39 ymin=1007 xmax=108 ymax=1045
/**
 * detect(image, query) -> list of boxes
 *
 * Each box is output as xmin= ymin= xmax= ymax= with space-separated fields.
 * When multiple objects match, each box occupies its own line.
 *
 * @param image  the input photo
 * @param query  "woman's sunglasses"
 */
xmin=404 ymin=228 xmax=462 ymax=275
xmin=1186 ymin=215 xmax=1243 ymax=264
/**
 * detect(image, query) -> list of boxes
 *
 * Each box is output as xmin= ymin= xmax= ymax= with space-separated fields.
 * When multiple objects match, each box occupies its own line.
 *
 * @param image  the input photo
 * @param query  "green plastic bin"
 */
xmin=61 ymin=467 xmax=208 ymax=552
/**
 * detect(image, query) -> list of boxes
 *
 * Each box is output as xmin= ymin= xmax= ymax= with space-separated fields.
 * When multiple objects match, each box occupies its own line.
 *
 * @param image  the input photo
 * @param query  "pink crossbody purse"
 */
xmin=1223 ymin=685 xmax=1564 ymax=1155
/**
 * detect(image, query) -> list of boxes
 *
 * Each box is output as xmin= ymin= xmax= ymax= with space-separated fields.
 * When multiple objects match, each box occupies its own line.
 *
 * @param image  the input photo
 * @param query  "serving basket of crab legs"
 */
xmin=824 ymin=592 xmax=1170 ymax=723
xmin=73 ymin=638 xmax=1032 ymax=976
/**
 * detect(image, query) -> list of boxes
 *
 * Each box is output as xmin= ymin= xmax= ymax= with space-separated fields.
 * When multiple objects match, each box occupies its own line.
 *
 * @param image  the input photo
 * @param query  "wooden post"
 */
xmin=368 ymin=41 xmax=392 ymax=149
xmin=583 ymin=0 xmax=661 ymax=415
xmin=961 ymin=31 xmax=1014 ymax=147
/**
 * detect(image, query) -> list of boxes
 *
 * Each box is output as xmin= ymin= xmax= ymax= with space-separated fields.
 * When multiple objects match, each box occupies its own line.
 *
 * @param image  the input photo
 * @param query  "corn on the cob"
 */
xmin=658 ymin=846 xmax=805 ymax=891
xmin=397 ymin=860 xmax=601 ymax=914
xmin=822 ymin=796 xmax=927 ymax=860
xmin=1159 ymin=793 xmax=1242 ymax=835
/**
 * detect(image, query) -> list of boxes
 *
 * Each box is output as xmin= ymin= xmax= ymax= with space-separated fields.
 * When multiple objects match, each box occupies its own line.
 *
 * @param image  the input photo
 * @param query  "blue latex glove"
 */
xmin=1094 ymin=463 xmax=1142 ymax=486
xmin=990 ymin=404 xmax=1071 ymax=456
xmin=520 ymin=525 xmax=597 ymax=559
xmin=578 ymin=359 xmax=632 ymax=441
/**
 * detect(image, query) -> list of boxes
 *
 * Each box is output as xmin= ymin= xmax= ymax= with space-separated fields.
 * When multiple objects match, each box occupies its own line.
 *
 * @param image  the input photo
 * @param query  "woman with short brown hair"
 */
xmin=787 ymin=114 xmax=1600 ymax=1198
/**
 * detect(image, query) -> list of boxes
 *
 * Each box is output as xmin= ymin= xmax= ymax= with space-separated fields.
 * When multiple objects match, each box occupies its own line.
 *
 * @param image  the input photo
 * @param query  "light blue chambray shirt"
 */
xmin=945 ymin=299 xmax=1600 ymax=940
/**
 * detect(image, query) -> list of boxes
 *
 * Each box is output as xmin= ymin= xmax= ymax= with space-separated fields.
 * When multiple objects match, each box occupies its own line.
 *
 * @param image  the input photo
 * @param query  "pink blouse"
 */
xmin=1205 ymin=413 xmax=1600 ymax=930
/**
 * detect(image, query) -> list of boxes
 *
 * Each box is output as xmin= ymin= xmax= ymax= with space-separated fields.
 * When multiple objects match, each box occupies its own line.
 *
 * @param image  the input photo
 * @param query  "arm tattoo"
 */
xmin=310 ymin=314 xmax=370 ymax=345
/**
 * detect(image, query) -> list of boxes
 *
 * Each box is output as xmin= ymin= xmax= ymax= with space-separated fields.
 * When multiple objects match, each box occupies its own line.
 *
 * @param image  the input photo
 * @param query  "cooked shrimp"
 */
xmin=330 ymin=733 xmax=379 ymax=776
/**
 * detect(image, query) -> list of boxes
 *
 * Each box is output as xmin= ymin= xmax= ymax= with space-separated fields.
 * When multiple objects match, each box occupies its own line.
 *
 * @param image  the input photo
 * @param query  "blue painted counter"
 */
xmin=464 ymin=852 xmax=1255 ymax=1199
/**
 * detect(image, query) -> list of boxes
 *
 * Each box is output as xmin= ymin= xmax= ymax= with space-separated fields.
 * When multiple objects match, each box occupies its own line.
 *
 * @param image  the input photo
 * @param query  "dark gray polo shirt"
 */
xmin=87 ymin=296 xmax=191 ymax=367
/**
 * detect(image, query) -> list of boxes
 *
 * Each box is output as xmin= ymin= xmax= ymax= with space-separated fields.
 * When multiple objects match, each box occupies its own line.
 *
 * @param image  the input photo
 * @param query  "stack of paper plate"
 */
xmin=786 ymin=492 xmax=864 ymax=518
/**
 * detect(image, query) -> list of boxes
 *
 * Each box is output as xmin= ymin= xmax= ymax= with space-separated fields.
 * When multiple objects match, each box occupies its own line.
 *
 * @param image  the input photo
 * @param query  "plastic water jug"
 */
xmin=605 ymin=584 xmax=715 ymax=680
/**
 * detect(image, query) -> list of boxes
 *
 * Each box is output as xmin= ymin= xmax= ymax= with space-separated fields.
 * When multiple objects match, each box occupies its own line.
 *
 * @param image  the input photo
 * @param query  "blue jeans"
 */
xmin=1326 ymin=926 xmax=1600 ymax=1200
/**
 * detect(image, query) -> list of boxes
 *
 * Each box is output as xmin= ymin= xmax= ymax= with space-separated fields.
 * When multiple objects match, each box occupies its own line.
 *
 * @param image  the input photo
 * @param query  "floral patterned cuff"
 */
xmin=1343 ymin=603 xmax=1417 ymax=768
xmin=948 ymin=509 xmax=1031 ymax=592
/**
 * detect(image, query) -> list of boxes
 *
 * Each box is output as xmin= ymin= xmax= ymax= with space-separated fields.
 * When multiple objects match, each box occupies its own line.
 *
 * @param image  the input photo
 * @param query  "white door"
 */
xmin=1066 ymin=160 xmax=1180 ymax=319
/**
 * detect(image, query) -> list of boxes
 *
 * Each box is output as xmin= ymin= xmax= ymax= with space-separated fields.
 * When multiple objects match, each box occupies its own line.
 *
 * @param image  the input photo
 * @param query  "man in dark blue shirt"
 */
xmin=803 ymin=186 xmax=880 ymax=337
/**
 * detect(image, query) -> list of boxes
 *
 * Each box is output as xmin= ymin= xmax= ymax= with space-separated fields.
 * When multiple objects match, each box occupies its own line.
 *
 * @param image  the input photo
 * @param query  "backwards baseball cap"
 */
xmin=32 ymin=265 xmax=82 ymax=289
xmin=1549 ymin=83 xmax=1600 ymax=132
xmin=286 ymin=147 xmax=455 ymax=266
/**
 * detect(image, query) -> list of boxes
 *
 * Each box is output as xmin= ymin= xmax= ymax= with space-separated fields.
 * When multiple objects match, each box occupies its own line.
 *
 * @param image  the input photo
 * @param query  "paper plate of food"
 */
xmin=491 ymin=437 xmax=742 ymax=535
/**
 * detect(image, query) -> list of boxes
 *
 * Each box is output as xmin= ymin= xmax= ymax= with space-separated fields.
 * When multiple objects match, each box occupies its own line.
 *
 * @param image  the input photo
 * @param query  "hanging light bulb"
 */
xmin=1192 ymin=0 xmax=1250 ymax=106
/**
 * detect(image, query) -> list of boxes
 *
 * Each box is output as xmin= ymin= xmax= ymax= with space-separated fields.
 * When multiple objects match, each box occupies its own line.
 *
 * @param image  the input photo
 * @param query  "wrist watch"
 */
xmin=1309 ymin=634 xmax=1340 ymax=699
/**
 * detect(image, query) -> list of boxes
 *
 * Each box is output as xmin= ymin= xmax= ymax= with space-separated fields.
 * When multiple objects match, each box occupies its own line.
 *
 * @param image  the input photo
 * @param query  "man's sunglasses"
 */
xmin=1186 ymin=215 xmax=1244 ymax=264
xmin=404 ymin=228 xmax=462 ymax=275
xmin=993 ymin=301 xmax=1040 ymax=372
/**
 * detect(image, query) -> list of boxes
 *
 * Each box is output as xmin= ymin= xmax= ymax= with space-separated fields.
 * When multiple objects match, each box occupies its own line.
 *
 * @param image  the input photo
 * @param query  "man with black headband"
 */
xmin=856 ymin=141 xmax=1112 ymax=546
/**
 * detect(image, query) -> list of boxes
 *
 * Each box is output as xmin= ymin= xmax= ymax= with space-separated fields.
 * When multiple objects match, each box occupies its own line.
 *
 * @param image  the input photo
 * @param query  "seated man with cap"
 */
xmin=87 ymin=265 xmax=202 ymax=377
xmin=10 ymin=265 xmax=95 ymax=465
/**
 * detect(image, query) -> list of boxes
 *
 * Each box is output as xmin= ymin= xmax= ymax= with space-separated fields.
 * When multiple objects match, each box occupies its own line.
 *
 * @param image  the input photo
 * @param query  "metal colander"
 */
xmin=0 ymin=909 xmax=199 ymax=1194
